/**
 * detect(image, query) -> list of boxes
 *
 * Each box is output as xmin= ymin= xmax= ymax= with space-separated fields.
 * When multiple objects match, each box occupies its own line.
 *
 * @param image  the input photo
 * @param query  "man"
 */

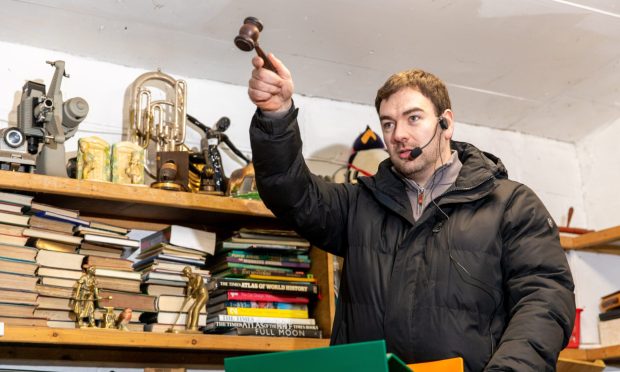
xmin=247 ymin=54 xmax=575 ymax=371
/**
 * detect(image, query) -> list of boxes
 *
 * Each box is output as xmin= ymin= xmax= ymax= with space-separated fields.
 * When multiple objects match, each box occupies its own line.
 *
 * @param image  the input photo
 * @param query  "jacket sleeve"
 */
xmin=249 ymin=106 xmax=352 ymax=257
xmin=485 ymin=184 xmax=576 ymax=371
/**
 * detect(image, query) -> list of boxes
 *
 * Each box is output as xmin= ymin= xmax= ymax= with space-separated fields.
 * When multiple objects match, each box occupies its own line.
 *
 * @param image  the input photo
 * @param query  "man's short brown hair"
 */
xmin=375 ymin=69 xmax=451 ymax=116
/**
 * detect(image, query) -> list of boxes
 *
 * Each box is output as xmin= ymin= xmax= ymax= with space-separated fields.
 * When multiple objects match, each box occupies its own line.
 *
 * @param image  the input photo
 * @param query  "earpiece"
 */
xmin=439 ymin=117 xmax=448 ymax=130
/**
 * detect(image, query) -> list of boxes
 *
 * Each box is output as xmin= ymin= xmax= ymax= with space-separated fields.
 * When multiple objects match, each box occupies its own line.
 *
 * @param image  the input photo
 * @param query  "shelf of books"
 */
xmin=0 ymin=171 xmax=336 ymax=367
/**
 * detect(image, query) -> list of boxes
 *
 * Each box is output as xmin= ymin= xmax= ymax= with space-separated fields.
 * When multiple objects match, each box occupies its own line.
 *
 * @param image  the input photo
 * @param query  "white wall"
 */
xmin=0 ymin=41 xmax=584 ymax=231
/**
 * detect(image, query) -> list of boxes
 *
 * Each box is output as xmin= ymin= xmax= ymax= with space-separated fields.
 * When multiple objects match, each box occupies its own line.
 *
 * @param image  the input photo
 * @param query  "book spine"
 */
xmin=206 ymin=321 xmax=319 ymax=330
xmin=226 ymin=290 xmax=310 ymax=304
xmin=224 ymin=307 xmax=308 ymax=319
xmin=206 ymin=314 xmax=316 ymax=325
xmin=223 ymin=256 xmax=310 ymax=269
xmin=140 ymin=230 xmax=167 ymax=250
xmin=235 ymin=327 xmax=321 ymax=338
xmin=210 ymin=278 xmax=318 ymax=296
xmin=601 ymin=295 xmax=620 ymax=312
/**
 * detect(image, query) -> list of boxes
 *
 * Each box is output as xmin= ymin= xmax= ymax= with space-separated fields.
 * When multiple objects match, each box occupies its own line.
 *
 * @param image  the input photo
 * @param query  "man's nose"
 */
xmin=392 ymin=121 xmax=408 ymax=143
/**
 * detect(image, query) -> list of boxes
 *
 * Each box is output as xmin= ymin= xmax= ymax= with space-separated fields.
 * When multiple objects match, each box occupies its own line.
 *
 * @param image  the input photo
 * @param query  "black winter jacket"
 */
xmin=250 ymin=108 xmax=575 ymax=372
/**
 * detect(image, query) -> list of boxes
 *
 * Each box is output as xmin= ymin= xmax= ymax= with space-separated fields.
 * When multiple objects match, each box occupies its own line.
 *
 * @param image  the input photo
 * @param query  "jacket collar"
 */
xmin=357 ymin=141 xmax=507 ymax=224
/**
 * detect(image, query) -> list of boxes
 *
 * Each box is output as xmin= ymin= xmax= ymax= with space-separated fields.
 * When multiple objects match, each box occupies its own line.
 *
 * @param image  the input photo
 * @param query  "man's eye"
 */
xmin=382 ymin=122 xmax=394 ymax=131
xmin=409 ymin=115 xmax=420 ymax=122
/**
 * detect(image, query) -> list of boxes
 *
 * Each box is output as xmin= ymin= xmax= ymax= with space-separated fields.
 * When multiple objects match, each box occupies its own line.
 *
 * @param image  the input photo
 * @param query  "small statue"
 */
xmin=182 ymin=266 xmax=208 ymax=332
xmin=71 ymin=266 xmax=101 ymax=328
xmin=115 ymin=307 xmax=133 ymax=331
xmin=102 ymin=307 xmax=117 ymax=329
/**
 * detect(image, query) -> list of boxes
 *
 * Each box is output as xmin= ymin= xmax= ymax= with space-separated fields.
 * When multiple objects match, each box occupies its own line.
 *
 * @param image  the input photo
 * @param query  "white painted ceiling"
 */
xmin=1 ymin=0 xmax=619 ymax=143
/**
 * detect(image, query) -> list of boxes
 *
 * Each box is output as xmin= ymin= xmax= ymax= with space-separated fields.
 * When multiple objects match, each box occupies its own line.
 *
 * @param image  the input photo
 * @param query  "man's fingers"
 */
xmin=251 ymin=56 xmax=264 ymax=69
xmin=268 ymin=54 xmax=291 ymax=80
xmin=249 ymin=77 xmax=281 ymax=95
xmin=248 ymin=87 xmax=272 ymax=102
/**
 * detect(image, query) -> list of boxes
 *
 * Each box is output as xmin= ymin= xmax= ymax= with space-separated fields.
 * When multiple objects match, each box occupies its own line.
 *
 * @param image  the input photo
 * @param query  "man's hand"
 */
xmin=248 ymin=53 xmax=294 ymax=113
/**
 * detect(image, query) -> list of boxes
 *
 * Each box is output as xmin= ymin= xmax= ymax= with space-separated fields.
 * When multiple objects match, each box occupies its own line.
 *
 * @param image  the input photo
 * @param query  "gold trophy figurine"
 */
xmin=71 ymin=267 xmax=112 ymax=328
xmin=182 ymin=266 xmax=208 ymax=332
xmin=102 ymin=307 xmax=117 ymax=329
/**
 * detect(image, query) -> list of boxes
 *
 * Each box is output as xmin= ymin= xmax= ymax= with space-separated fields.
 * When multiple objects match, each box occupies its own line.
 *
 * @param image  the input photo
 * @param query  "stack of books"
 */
xmin=204 ymin=228 xmax=321 ymax=338
xmin=599 ymin=289 xmax=620 ymax=346
xmin=134 ymin=225 xmax=215 ymax=332
xmin=0 ymin=191 xmax=44 ymax=326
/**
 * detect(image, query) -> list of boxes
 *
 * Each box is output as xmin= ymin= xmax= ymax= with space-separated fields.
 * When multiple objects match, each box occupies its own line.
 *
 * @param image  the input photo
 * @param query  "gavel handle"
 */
xmin=255 ymin=44 xmax=277 ymax=73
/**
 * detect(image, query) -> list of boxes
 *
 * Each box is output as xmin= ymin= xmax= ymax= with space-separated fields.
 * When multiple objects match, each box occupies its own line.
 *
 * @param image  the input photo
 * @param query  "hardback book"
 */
xmin=138 ymin=243 xmax=208 ymax=260
xmin=0 ymin=288 xmax=37 ymax=305
xmin=213 ymin=267 xmax=311 ymax=281
xmin=23 ymin=228 xmax=83 ymax=245
xmin=217 ymin=240 xmax=309 ymax=254
xmin=0 ymin=243 xmax=37 ymax=261
xmin=36 ymin=284 xmax=75 ymax=298
xmin=0 ymin=272 xmax=38 ymax=292
xmin=141 ymin=225 xmax=216 ymax=255
xmin=601 ymin=290 xmax=620 ymax=312
xmin=140 ymin=311 xmax=207 ymax=326
xmin=228 ymin=236 xmax=310 ymax=248
xmin=34 ymin=210 xmax=89 ymax=227
xmin=234 ymin=326 xmax=321 ymax=338
xmin=36 ymin=249 xmax=85 ymax=271
xmin=33 ymin=309 xmax=74 ymax=322
xmin=80 ymin=241 xmax=125 ymax=254
xmin=0 ymin=202 xmax=25 ymax=214
xmin=97 ymin=289 xmax=157 ymax=312
xmin=142 ymin=277 xmax=187 ymax=288
xmin=209 ymin=301 xmax=308 ymax=313
xmin=93 ymin=268 xmax=141 ymax=281
xmin=28 ymin=215 xmax=75 ymax=235
xmin=0 ymin=233 xmax=28 ymax=246
xmin=226 ymin=250 xmax=310 ymax=263
xmin=204 ymin=320 xmax=319 ymax=334
xmin=0 ymin=316 xmax=48 ymax=327
xmin=133 ymin=252 xmax=206 ymax=268
xmin=78 ymin=248 xmax=123 ymax=259
xmin=142 ymin=284 xmax=186 ymax=297
xmin=209 ymin=261 xmax=295 ymax=275
xmin=212 ymin=306 xmax=308 ymax=319
xmin=0 ymin=256 xmax=38 ymax=276
xmin=141 ymin=271 xmax=188 ymax=284
xmin=0 ymin=211 xmax=30 ymax=227
xmin=0 ymin=302 xmax=36 ymax=318
xmin=206 ymin=314 xmax=316 ymax=326
xmin=0 ymin=223 xmax=25 ymax=237
xmin=83 ymin=233 xmax=139 ymax=248
xmin=209 ymin=290 xmax=310 ymax=305
xmin=0 ymin=191 xmax=34 ymax=207
xmin=156 ymin=295 xmax=207 ymax=313
xmin=37 ymin=267 xmax=83 ymax=280
xmin=88 ymin=221 xmax=129 ymax=235
xmin=208 ymin=278 xmax=318 ymax=297
xmin=96 ymin=276 xmax=142 ymax=293
xmin=25 ymin=202 xmax=79 ymax=219
xmin=236 ymin=228 xmax=308 ymax=242
xmin=212 ymin=255 xmax=311 ymax=270
xmin=38 ymin=276 xmax=79 ymax=289
xmin=36 ymin=296 xmax=72 ymax=310
xmin=75 ymin=225 xmax=128 ymax=238
xmin=83 ymin=255 xmax=133 ymax=271
xmin=34 ymin=238 xmax=78 ymax=253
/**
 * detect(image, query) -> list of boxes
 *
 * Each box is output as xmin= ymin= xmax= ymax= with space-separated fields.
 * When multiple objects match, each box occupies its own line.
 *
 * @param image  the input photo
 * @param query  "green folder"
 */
xmin=224 ymin=339 xmax=412 ymax=372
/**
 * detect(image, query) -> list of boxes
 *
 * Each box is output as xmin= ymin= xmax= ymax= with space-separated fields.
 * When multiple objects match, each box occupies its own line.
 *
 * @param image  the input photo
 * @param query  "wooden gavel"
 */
xmin=234 ymin=16 xmax=277 ymax=72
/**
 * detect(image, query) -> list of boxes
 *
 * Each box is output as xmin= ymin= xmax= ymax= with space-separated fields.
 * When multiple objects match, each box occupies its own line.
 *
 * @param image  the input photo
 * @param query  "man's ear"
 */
xmin=441 ymin=109 xmax=455 ymax=140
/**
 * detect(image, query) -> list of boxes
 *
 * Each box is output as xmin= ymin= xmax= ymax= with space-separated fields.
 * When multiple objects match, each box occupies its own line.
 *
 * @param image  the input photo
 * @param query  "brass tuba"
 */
xmin=127 ymin=70 xmax=187 ymax=179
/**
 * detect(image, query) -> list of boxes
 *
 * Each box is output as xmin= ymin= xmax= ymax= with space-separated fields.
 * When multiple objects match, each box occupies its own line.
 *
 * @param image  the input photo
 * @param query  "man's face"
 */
xmin=379 ymin=87 xmax=445 ymax=182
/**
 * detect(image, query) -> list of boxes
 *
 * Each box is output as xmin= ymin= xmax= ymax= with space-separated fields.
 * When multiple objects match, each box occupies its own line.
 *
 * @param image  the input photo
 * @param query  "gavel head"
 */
xmin=234 ymin=16 xmax=264 ymax=52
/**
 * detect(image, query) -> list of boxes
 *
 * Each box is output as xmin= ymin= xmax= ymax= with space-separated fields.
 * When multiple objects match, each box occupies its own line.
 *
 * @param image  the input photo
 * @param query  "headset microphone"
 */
xmin=408 ymin=117 xmax=447 ymax=160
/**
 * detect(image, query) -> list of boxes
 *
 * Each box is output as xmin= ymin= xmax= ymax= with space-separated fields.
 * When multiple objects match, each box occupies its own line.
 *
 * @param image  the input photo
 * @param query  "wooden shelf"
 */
xmin=0 ymin=170 xmax=337 ymax=367
xmin=0 ymin=326 xmax=330 ymax=367
xmin=0 ymin=170 xmax=276 ymax=229
xmin=561 ymin=344 xmax=620 ymax=362
xmin=561 ymin=226 xmax=620 ymax=255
